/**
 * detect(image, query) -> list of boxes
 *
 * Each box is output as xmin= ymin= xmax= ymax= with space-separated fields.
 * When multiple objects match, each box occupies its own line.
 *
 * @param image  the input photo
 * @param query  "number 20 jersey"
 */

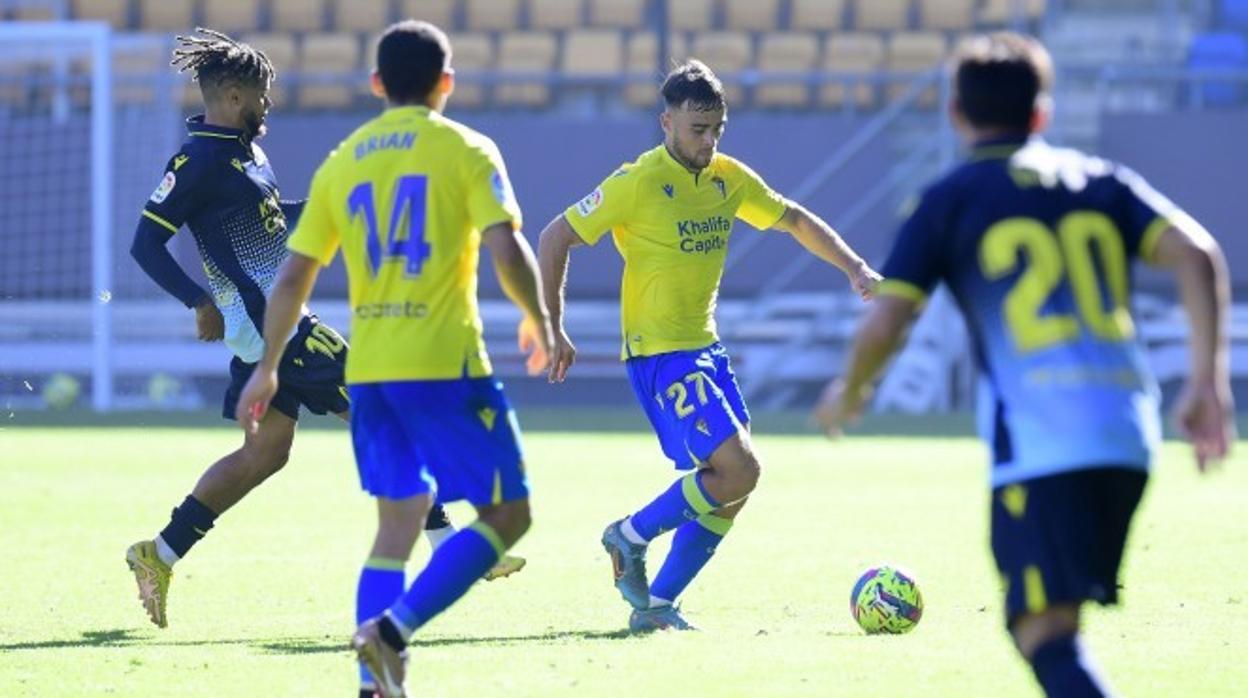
xmin=878 ymin=137 xmax=1184 ymax=486
xmin=288 ymin=105 xmax=521 ymax=384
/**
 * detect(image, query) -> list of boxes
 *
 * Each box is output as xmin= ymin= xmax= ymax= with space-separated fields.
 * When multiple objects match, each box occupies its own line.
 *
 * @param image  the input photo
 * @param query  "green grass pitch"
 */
xmin=1 ymin=423 xmax=1244 ymax=696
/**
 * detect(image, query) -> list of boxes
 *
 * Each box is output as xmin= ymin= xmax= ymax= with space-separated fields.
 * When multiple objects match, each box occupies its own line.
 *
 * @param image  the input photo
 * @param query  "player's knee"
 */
xmin=479 ymin=499 xmax=531 ymax=547
xmin=1011 ymin=606 xmax=1080 ymax=660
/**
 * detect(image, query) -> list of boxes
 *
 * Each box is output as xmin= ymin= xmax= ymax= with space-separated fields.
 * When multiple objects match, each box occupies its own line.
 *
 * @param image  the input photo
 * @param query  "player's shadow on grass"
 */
xmin=0 ymin=628 xmax=148 ymax=651
xmin=413 ymin=628 xmax=633 ymax=648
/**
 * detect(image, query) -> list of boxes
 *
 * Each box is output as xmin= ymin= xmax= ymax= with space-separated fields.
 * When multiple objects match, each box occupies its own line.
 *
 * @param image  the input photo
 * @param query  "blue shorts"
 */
xmin=222 ymin=316 xmax=350 ymax=421
xmin=348 ymin=377 xmax=529 ymax=505
xmin=991 ymin=466 xmax=1147 ymax=627
xmin=626 ymin=343 xmax=749 ymax=470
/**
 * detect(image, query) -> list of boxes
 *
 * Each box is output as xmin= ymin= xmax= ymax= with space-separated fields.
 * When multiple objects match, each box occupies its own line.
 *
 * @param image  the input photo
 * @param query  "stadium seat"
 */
xmin=114 ymin=42 xmax=167 ymax=105
xmin=72 ymin=0 xmax=129 ymax=28
xmin=918 ymin=0 xmax=973 ymax=30
xmin=11 ymin=5 xmax=54 ymax=20
xmin=562 ymin=29 xmax=623 ymax=77
xmin=853 ymin=0 xmax=910 ymax=31
xmin=529 ymin=0 xmax=583 ymax=30
xmin=201 ymin=0 xmax=260 ymax=34
xmin=466 ymin=0 xmax=521 ymax=31
xmin=624 ymin=32 xmax=688 ymax=108
xmin=690 ymin=32 xmax=752 ymax=105
xmin=669 ymin=0 xmax=716 ymax=31
xmin=820 ymin=33 xmax=884 ymax=108
xmin=755 ymin=33 xmax=818 ymax=108
xmin=495 ymin=32 xmax=557 ymax=106
xmin=241 ymin=33 xmax=296 ymax=106
xmin=335 ymin=0 xmax=389 ymax=33
xmin=886 ymin=32 xmax=947 ymax=105
xmin=299 ymin=33 xmax=359 ymax=108
xmin=588 ymin=0 xmax=644 ymax=28
xmin=447 ymin=33 xmax=493 ymax=108
xmin=1223 ymin=0 xmax=1248 ymax=31
xmin=398 ymin=0 xmax=456 ymax=30
xmin=1188 ymin=32 xmax=1248 ymax=106
xmin=271 ymin=0 xmax=326 ymax=32
xmin=725 ymin=0 xmax=780 ymax=31
xmin=789 ymin=0 xmax=846 ymax=30
xmin=139 ymin=0 xmax=192 ymax=31
xmin=979 ymin=0 xmax=1046 ymax=25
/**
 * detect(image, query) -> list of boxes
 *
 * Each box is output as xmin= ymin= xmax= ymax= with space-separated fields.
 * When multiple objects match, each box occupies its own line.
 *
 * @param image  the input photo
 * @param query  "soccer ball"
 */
xmin=851 ymin=565 xmax=923 ymax=634
xmin=41 ymin=372 xmax=81 ymax=410
xmin=147 ymin=372 xmax=182 ymax=406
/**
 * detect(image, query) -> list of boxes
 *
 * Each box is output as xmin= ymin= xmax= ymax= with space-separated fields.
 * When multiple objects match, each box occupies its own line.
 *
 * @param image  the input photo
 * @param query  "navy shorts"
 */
xmin=990 ymin=466 xmax=1148 ymax=626
xmin=222 ymin=316 xmax=350 ymax=421
xmin=348 ymin=377 xmax=529 ymax=505
xmin=625 ymin=343 xmax=749 ymax=470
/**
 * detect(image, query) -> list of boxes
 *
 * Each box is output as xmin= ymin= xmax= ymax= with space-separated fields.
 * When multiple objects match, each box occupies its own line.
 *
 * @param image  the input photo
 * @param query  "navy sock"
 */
xmin=425 ymin=503 xmax=452 ymax=531
xmin=356 ymin=559 xmax=405 ymax=687
xmin=628 ymin=471 xmax=721 ymax=541
xmin=649 ymin=514 xmax=732 ymax=604
xmin=387 ymin=523 xmax=503 ymax=639
xmin=158 ymin=495 xmax=218 ymax=558
xmin=1030 ymin=633 xmax=1112 ymax=698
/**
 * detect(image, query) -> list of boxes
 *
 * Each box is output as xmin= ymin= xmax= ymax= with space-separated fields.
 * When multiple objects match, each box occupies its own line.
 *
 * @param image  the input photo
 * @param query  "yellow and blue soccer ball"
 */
xmin=41 ymin=372 xmax=81 ymax=410
xmin=851 ymin=565 xmax=924 ymax=634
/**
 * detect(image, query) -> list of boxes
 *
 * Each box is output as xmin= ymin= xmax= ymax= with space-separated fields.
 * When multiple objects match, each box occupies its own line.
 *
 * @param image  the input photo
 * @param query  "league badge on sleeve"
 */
xmin=492 ymin=170 xmax=517 ymax=208
xmin=575 ymin=187 xmax=604 ymax=217
xmin=150 ymin=171 xmax=176 ymax=204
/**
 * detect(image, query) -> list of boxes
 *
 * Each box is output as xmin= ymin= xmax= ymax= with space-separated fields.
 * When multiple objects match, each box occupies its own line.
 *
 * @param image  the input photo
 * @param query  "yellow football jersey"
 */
xmin=288 ymin=105 xmax=521 ymax=383
xmin=564 ymin=145 xmax=789 ymax=358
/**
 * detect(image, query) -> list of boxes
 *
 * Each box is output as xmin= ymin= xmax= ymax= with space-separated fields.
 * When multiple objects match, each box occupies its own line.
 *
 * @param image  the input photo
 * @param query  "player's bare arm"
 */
xmin=814 ymin=295 xmax=918 ymax=436
xmin=771 ymin=202 xmax=882 ymax=300
xmin=1148 ymin=219 xmax=1235 ymax=470
xmin=482 ymin=221 xmax=554 ymax=376
xmin=235 ymin=252 xmax=320 ymax=431
xmin=194 ymin=297 xmax=225 ymax=341
xmin=537 ymin=214 xmax=584 ymax=383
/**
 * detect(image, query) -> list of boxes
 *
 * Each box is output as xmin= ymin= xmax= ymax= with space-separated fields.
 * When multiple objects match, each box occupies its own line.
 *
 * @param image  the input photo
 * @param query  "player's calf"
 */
xmin=700 ymin=433 xmax=761 ymax=505
xmin=1012 ymin=607 xmax=1114 ymax=697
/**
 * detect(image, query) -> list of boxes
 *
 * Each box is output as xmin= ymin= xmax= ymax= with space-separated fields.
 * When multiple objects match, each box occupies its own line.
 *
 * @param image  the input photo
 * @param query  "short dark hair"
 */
xmin=171 ymin=27 xmax=275 ymax=94
xmin=951 ymin=32 xmax=1053 ymax=131
xmin=661 ymin=60 xmax=726 ymax=111
xmin=376 ymin=20 xmax=451 ymax=104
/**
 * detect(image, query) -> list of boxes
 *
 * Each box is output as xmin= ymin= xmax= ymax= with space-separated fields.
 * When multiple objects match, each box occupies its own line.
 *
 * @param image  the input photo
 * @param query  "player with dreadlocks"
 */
xmin=125 ymin=28 xmax=525 ymax=635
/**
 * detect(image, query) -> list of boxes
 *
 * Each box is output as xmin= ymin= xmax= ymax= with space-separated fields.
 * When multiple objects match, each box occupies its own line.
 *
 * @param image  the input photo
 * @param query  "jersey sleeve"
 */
xmin=563 ymin=166 xmax=636 ymax=245
xmin=140 ymin=151 xmax=209 ymax=234
xmin=286 ymin=163 xmax=340 ymax=266
xmin=878 ymin=186 xmax=952 ymax=303
xmin=1110 ymin=164 xmax=1184 ymax=263
xmin=465 ymin=139 xmax=523 ymax=232
xmin=725 ymin=156 xmax=789 ymax=230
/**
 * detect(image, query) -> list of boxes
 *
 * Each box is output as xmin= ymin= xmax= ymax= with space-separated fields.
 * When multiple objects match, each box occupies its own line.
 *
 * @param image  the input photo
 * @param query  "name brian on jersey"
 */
xmin=677 ymin=215 xmax=731 ymax=254
xmin=355 ymin=131 xmax=416 ymax=160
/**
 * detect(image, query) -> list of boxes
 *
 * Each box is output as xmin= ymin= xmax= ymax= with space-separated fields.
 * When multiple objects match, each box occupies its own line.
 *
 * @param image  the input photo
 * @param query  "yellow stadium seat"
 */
xmin=299 ymin=33 xmax=359 ymax=108
xmin=398 ymin=0 xmax=455 ymax=29
xmin=335 ymin=0 xmax=389 ymax=32
xmin=201 ymin=0 xmax=260 ymax=34
xmin=755 ymin=32 xmax=818 ymax=107
xmin=624 ymin=32 xmax=688 ymax=108
xmin=12 ymin=5 xmax=55 ymax=20
xmin=669 ymin=0 xmax=714 ymax=31
xmin=272 ymin=0 xmax=326 ymax=32
xmin=139 ymin=0 xmax=191 ymax=31
xmin=725 ymin=0 xmax=779 ymax=31
xmin=820 ymin=33 xmax=884 ymax=108
xmin=562 ymin=29 xmax=623 ymax=77
xmin=689 ymin=32 xmax=751 ymax=106
xmin=72 ymin=0 xmax=129 ymax=27
xmin=495 ymin=32 xmax=555 ymax=106
xmin=588 ymin=0 xmax=643 ymax=28
xmin=529 ymin=0 xmax=582 ymax=30
xmin=114 ymin=42 xmax=166 ymax=105
xmin=854 ymin=0 xmax=909 ymax=31
xmin=918 ymin=0 xmax=973 ymax=30
xmin=241 ymin=33 xmax=296 ymax=106
xmin=980 ymin=0 xmax=1046 ymax=24
xmin=466 ymin=0 xmax=521 ymax=31
xmin=446 ymin=33 xmax=493 ymax=108
xmin=790 ymin=0 xmax=845 ymax=30
xmin=886 ymin=31 xmax=947 ymax=105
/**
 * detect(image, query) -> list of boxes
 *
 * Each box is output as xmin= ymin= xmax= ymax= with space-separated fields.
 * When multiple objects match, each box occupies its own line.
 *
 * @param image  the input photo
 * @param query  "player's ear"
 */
xmin=659 ymin=108 xmax=672 ymax=137
xmin=369 ymin=71 xmax=386 ymax=99
xmin=438 ymin=70 xmax=454 ymax=97
xmin=1029 ymin=95 xmax=1052 ymax=134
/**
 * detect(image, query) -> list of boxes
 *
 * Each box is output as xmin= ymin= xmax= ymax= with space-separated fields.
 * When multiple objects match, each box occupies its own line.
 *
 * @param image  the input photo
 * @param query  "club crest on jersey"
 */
xmin=712 ymin=176 xmax=726 ymax=199
xmin=576 ymin=187 xmax=604 ymax=216
xmin=662 ymin=183 xmax=675 ymax=198
xmin=149 ymin=171 xmax=176 ymax=203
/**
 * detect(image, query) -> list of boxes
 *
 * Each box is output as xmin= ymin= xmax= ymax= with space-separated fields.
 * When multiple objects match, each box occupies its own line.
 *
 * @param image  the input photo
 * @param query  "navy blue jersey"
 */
xmin=141 ymin=116 xmax=300 ymax=363
xmin=879 ymin=136 xmax=1181 ymax=486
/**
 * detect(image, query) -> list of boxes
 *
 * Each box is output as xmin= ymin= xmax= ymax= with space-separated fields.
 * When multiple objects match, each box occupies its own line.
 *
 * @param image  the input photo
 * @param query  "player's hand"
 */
xmin=548 ymin=328 xmax=577 ymax=384
xmin=235 ymin=365 xmax=278 ymax=434
xmin=1171 ymin=378 xmax=1235 ymax=472
xmin=848 ymin=263 xmax=883 ymax=301
xmin=812 ymin=378 xmax=871 ymax=438
xmin=195 ymin=298 xmax=225 ymax=341
xmin=517 ymin=315 xmax=553 ymax=377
